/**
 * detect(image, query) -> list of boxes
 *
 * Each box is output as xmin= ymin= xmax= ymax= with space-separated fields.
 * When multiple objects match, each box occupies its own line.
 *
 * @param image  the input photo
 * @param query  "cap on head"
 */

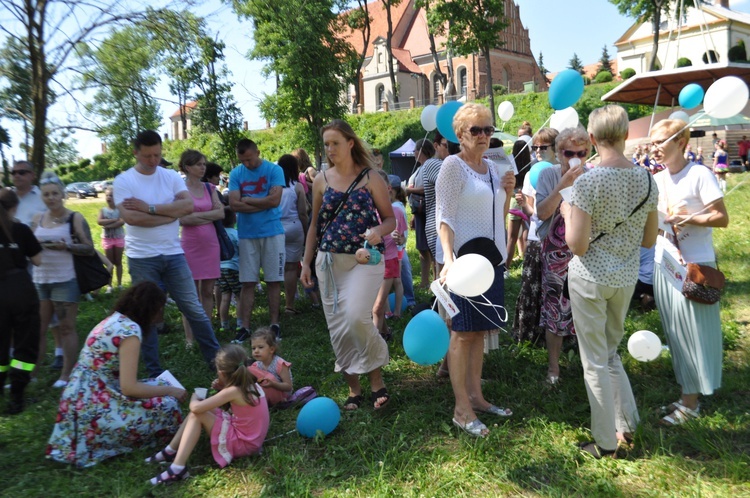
xmin=387 ymin=174 xmax=402 ymax=189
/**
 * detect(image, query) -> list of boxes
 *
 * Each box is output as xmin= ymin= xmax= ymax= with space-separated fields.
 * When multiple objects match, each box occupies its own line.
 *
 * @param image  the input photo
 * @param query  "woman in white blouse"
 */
xmin=436 ymin=103 xmax=515 ymax=437
xmin=650 ymin=119 xmax=728 ymax=426
xmin=564 ymin=105 xmax=658 ymax=458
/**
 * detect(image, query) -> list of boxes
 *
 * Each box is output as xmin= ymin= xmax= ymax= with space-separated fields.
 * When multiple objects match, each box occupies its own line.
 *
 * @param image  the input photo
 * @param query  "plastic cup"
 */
xmin=194 ymin=387 xmax=208 ymax=399
xmin=559 ymin=186 xmax=573 ymax=203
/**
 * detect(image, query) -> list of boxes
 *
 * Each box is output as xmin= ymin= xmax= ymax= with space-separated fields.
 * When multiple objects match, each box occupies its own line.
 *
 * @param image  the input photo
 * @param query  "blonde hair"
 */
xmin=321 ymin=119 xmax=374 ymax=169
xmin=292 ymin=148 xmax=314 ymax=173
xmin=555 ymin=127 xmax=592 ymax=156
xmin=215 ymin=344 xmax=260 ymax=406
xmin=587 ymin=105 xmax=629 ymax=147
xmin=650 ymin=119 xmax=690 ymax=152
xmin=39 ymin=171 xmax=66 ymax=195
xmin=453 ymin=103 xmax=492 ymax=140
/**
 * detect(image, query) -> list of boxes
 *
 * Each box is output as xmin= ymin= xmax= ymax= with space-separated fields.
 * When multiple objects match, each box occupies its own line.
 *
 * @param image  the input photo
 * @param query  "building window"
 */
xmin=433 ymin=76 xmax=441 ymax=103
xmin=376 ymin=84 xmax=385 ymax=110
xmin=458 ymin=67 xmax=467 ymax=96
xmin=378 ymin=52 xmax=383 ymax=65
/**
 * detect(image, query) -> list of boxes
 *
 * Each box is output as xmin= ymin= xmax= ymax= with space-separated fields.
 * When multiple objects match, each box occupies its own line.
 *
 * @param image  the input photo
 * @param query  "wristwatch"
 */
xmin=148 ymin=205 xmax=156 ymax=215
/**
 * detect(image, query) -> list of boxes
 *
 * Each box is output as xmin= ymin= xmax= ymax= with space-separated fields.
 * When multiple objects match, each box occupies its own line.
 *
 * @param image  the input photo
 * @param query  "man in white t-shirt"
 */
xmin=114 ymin=130 xmax=219 ymax=376
xmin=11 ymin=161 xmax=47 ymax=226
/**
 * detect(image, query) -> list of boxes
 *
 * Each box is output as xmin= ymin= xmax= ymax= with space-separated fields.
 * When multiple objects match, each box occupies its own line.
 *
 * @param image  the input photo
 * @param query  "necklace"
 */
xmin=49 ymin=211 xmax=68 ymax=224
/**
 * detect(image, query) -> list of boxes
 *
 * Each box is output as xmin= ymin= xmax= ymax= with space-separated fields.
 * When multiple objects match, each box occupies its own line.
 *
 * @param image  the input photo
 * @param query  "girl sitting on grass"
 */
xmin=248 ymin=327 xmax=293 ymax=406
xmin=147 ymin=344 xmax=269 ymax=484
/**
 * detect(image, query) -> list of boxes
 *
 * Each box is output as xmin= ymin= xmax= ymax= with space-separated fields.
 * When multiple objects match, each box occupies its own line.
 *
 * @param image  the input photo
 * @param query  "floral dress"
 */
xmin=46 ymin=312 xmax=182 ymax=467
xmin=539 ymin=210 xmax=576 ymax=337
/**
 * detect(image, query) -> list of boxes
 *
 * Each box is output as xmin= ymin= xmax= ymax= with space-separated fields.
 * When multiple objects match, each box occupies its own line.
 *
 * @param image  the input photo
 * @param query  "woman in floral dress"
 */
xmin=47 ymin=282 xmax=187 ymax=467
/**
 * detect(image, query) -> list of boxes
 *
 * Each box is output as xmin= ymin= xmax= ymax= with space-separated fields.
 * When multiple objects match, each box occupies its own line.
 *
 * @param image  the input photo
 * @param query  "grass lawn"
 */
xmin=1 ymin=173 xmax=749 ymax=497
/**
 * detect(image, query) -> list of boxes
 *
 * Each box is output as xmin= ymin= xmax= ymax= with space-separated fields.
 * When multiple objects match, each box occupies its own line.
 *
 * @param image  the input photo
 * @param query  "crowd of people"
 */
xmin=0 ymin=101 xmax=733 ymax=478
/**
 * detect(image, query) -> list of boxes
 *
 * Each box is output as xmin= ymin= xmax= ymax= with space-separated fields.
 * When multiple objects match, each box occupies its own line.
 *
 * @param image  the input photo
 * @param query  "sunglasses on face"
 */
xmin=531 ymin=145 xmax=550 ymax=151
xmin=468 ymin=126 xmax=495 ymax=137
xmin=562 ymin=150 xmax=588 ymax=158
xmin=11 ymin=170 xmax=32 ymax=176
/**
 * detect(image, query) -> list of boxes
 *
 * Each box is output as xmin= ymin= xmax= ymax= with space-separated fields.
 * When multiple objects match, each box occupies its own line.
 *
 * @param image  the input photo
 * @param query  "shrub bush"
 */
xmin=594 ymin=71 xmax=613 ymax=83
xmin=728 ymin=43 xmax=747 ymax=62
xmin=492 ymin=84 xmax=508 ymax=95
xmin=620 ymin=68 xmax=636 ymax=80
xmin=677 ymin=57 xmax=693 ymax=68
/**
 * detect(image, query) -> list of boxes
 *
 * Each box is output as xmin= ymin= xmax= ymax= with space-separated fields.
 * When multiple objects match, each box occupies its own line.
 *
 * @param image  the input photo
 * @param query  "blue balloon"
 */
xmin=388 ymin=293 xmax=408 ymax=314
xmin=436 ymin=101 xmax=463 ymax=143
xmin=679 ymin=83 xmax=704 ymax=110
xmin=549 ymin=70 xmax=585 ymax=110
xmin=296 ymin=397 xmax=340 ymax=438
xmin=529 ymin=161 xmax=553 ymax=190
xmin=403 ymin=309 xmax=449 ymax=365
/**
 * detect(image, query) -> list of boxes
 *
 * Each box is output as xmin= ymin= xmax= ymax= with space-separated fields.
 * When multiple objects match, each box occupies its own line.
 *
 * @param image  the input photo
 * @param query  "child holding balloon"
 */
xmin=147 ymin=344 xmax=269 ymax=484
xmin=248 ymin=327 xmax=293 ymax=406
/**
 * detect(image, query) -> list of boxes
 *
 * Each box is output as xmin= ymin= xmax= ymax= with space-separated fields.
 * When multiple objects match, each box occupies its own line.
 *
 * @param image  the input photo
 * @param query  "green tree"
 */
xmin=428 ymin=0 xmax=508 ymax=124
xmin=0 ymin=37 xmax=35 ymax=153
xmin=77 ymin=24 xmax=162 ymax=173
xmin=0 ymin=0 xmax=156 ymax=176
xmin=346 ymin=0 xmax=373 ymax=111
xmin=382 ymin=0 xmax=403 ymax=107
xmin=599 ymin=45 xmax=613 ymax=75
xmin=568 ymin=53 xmax=584 ymax=74
xmin=230 ymin=0 xmax=357 ymax=164
xmin=538 ymin=51 xmax=549 ymax=86
xmin=609 ymin=0 xmax=702 ymax=71
xmin=415 ymin=0 xmax=449 ymax=100
xmin=0 ymin=125 xmax=9 ymax=185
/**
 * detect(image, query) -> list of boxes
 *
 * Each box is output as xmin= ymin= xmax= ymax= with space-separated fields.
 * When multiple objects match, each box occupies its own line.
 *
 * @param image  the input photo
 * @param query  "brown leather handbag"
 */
xmin=672 ymin=226 xmax=725 ymax=305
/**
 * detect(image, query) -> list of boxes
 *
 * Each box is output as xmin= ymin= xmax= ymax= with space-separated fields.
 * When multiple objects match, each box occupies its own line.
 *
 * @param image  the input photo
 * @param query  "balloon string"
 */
xmin=461 ymin=293 xmax=509 ymax=332
xmin=658 ymin=110 xmax=706 ymax=147
xmin=409 ymin=130 xmax=431 ymax=179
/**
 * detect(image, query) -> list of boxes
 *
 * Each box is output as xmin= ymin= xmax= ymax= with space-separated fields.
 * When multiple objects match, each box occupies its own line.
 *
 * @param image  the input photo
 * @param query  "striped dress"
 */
xmin=421 ymin=157 xmax=443 ymax=258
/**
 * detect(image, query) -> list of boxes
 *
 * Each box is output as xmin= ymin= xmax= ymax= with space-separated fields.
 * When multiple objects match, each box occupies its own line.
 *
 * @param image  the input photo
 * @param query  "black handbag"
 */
xmin=68 ymin=214 xmax=110 ymax=294
xmin=205 ymin=183 xmax=234 ymax=261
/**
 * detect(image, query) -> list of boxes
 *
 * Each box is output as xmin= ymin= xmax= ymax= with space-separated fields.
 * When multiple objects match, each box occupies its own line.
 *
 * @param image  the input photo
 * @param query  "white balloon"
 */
xmin=627 ymin=330 xmax=662 ymax=362
xmin=669 ymin=110 xmax=690 ymax=123
xmin=497 ymin=101 xmax=515 ymax=122
xmin=704 ymin=76 xmax=749 ymax=119
xmin=550 ymin=107 xmax=579 ymax=132
xmin=445 ymin=254 xmax=495 ymax=297
xmin=421 ymin=105 xmax=438 ymax=132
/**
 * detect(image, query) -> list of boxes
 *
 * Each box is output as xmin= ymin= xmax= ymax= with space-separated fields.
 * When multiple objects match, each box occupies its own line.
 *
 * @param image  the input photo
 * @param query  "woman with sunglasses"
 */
xmin=563 ymin=105 xmax=658 ymax=457
xmin=534 ymin=127 xmax=590 ymax=385
xmin=435 ymin=103 xmax=515 ymax=437
xmin=511 ymin=128 xmax=558 ymax=344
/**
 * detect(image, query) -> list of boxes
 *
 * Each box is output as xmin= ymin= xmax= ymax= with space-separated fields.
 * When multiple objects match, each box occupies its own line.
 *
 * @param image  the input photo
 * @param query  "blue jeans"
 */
xmin=400 ymin=252 xmax=416 ymax=307
xmin=128 ymin=254 xmax=219 ymax=376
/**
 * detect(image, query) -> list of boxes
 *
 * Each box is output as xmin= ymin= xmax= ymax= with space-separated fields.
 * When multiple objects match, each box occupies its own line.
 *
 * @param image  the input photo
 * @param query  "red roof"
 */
xmin=170 ymin=101 xmax=197 ymax=119
xmin=341 ymin=0 xmax=415 ymax=58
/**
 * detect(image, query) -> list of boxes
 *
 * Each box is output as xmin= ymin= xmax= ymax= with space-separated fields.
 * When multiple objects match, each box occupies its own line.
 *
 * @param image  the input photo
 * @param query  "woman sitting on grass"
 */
xmin=47 ymin=282 xmax=186 ymax=467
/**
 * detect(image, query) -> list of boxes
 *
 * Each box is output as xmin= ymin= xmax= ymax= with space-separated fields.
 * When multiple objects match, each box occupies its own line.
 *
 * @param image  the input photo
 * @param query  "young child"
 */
xmin=218 ymin=207 xmax=243 ymax=334
xmin=248 ymin=327 xmax=293 ymax=407
xmin=97 ymin=187 xmax=125 ymax=293
xmin=146 ymin=345 xmax=269 ymax=484
xmin=372 ymin=171 xmax=407 ymax=340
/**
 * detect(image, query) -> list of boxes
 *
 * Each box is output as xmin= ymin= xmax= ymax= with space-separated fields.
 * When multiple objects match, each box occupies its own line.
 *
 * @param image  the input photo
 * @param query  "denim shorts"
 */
xmin=35 ymin=278 xmax=80 ymax=303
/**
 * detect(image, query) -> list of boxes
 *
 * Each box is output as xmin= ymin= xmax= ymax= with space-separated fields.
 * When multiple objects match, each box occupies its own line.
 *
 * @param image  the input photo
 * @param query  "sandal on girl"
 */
xmin=661 ymin=402 xmax=700 ymax=426
xmin=145 ymin=448 xmax=175 ymax=464
xmin=476 ymin=404 xmax=512 ymax=417
xmin=150 ymin=465 xmax=189 ymax=485
xmin=452 ymin=418 xmax=489 ymax=438
xmin=371 ymin=387 xmax=391 ymax=410
xmin=578 ymin=441 xmax=616 ymax=459
xmin=343 ymin=394 xmax=363 ymax=411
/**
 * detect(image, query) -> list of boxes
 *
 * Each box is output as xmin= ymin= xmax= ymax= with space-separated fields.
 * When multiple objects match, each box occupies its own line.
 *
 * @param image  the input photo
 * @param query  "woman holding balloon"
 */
xmin=649 ymin=118 xmax=728 ymax=426
xmin=300 ymin=119 xmax=395 ymax=412
xmin=435 ymin=103 xmax=515 ymax=437
xmin=563 ymin=105 xmax=658 ymax=458
xmin=534 ymin=127 xmax=589 ymax=385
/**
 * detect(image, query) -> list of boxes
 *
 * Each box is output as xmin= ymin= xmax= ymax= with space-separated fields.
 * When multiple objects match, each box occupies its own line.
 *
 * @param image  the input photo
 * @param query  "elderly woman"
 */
xmin=649 ymin=119 xmax=729 ymax=426
xmin=32 ymin=172 xmax=96 ymax=389
xmin=436 ymin=103 xmax=515 ymax=437
xmin=511 ymin=128 xmax=558 ymax=344
xmin=564 ymin=105 xmax=658 ymax=457
xmin=300 ymin=119 xmax=395 ymax=411
xmin=535 ymin=128 xmax=590 ymax=384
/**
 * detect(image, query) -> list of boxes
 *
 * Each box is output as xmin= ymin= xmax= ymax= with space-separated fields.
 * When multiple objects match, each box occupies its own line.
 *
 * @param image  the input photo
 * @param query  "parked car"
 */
xmin=729 ymin=160 xmax=745 ymax=174
xmin=92 ymin=180 xmax=113 ymax=192
xmin=66 ymin=182 xmax=98 ymax=199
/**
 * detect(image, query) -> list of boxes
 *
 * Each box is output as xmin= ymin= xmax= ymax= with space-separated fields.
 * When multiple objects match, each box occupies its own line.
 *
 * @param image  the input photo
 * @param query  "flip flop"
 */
xmin=284 ymin=307 xmax=301 ymax=315
xmin=452 ymin=418 xmax=489 ymax=437
xmin=475 ymin=404 xmax=512 ymax=417
xmin=371 ymin=387 xmax=391 ymax=410
xmin=578 ymin=441 xmax=616 ymax=459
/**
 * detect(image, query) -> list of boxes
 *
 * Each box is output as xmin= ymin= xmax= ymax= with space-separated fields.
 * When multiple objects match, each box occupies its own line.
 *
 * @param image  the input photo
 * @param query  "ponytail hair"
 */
xmin=215 ymin=344 xmax=261 ymax=405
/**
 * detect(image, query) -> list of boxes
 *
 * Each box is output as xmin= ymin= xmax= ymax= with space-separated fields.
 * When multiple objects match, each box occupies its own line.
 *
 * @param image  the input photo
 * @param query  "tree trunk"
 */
xmin=352 ymin=0 xmax=371 ymax=111
xmin=483 ymin=48 xmax=496 ymax=126
xmin=444 ymin=48 xmax=455 ymax=99
xmin=384 ymin=0 xmax=399 ymax=106
xmin=649 ymin=4 xmax=663 ymax=71
xmin=29 ymin=5 xmax=49 ymax=178
xmin=424 ymin=2 xmax=446 ymax=97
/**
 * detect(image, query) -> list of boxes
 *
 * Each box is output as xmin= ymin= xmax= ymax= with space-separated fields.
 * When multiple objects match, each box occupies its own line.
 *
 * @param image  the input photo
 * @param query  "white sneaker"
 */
xmin=105 ymin=286 xmax=113 ymax=294
xmin=85 ymin=294 xmax=95 ymax=301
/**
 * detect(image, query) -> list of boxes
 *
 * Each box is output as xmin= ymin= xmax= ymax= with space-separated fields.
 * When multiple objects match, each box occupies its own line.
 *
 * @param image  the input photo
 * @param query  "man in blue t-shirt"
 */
xmin=228 ymin=138 xmax=285 ymax=342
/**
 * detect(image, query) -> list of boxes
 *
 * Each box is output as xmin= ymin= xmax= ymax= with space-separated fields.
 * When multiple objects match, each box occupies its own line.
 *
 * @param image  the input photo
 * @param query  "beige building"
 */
xmin=615 ymin=0 xmax=750 ymax=75
xmin=343 ymin=0 xmax=543 ymax=113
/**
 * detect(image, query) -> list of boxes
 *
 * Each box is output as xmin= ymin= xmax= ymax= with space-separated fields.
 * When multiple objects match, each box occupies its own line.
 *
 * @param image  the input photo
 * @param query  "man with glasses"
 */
xmin=10 ymin=161 xmax=47 ymax=226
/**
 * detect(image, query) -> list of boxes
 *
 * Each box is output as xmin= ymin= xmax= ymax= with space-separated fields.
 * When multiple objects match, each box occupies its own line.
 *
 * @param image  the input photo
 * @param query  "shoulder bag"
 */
xmin=68 ymin=213 xmax=111 ymax=294
xmin=204 ymin=183 xmax=234 ymax=261
xmin=671 ymin=225 xmax=725 ymax=304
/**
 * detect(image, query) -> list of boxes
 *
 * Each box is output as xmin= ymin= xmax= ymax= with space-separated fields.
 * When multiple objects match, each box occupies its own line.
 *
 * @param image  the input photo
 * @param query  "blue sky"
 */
xmin=5 ymin=0 xmax=750 ymax=162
